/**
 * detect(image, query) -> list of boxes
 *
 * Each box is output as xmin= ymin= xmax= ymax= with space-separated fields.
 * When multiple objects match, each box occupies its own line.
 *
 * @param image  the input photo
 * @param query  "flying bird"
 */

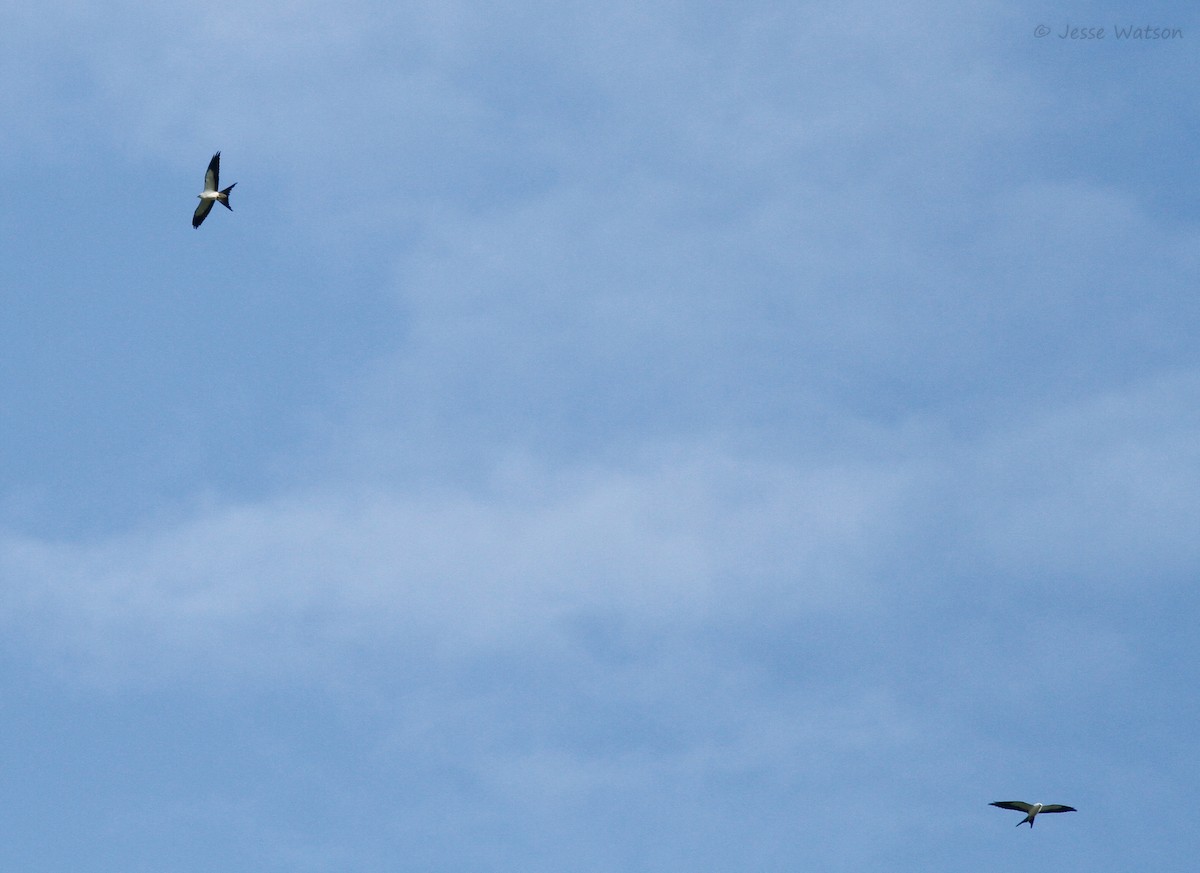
xmin=192 ymin=151 xmax=237 ymax=228
xmin=990 ymin=801 xmax=1076 ymax=827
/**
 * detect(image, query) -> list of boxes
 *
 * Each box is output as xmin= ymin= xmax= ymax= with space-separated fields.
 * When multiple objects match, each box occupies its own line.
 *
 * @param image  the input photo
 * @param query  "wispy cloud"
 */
xmin=0 ymin=442 xmax=907 ymax=685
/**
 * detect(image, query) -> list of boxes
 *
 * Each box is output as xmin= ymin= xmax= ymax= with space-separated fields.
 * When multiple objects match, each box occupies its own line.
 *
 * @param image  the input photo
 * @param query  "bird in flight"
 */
xmin=192 ymin=151 xmax=237 ymax=228
xmin=990 ymin=801 xmax=1076 ymax=827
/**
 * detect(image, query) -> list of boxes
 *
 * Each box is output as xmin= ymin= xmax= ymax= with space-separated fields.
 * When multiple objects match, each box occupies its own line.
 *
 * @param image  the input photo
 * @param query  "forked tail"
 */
xmin=221 ymin=182 xmax=236 ymax=210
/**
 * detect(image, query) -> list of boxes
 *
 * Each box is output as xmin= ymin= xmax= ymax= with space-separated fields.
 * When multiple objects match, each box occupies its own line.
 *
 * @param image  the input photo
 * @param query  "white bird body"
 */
xmin=990 ymin=800 xmax=1076 ymax=827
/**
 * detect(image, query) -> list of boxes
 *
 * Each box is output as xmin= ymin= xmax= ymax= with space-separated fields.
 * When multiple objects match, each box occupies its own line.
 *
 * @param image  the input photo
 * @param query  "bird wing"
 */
xmin=1038 ymin=805 xmax=1076 ymax=814
xmin=990 ymin=801 xmax=1035 ymax=813
xmin=192 ymin=198 xmax=214 ymax=228
xmin=204 ymin=152 xmax=221 ymax=193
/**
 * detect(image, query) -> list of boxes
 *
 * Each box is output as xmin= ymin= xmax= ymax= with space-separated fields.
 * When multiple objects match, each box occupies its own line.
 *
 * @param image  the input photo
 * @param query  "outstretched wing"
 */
xmin=990 ymin=801 xmax=1035 ymax=813
xmin=203 ymin=152 xmax=221 ymax=193
xmin=1038 ymin=805 xmax=1076 ymax=814
xmin=192 ymin=198 xmax=214 ymax=228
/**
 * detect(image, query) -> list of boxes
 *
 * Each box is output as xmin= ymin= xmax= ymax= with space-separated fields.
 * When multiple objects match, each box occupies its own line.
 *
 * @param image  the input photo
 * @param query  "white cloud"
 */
xmin=939 ymin=368 xmax=1200 ymax=587
xmin=0 ymin=441 xmax=906 ymax=686
xmin=7 ymin=355 xmax=1196 ymax=700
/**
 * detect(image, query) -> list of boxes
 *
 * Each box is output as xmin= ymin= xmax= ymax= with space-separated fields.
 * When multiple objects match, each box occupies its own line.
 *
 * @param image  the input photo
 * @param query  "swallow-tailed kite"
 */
xmin=192 ymin=151 xmax=236 ymax=228
xmin=990 ymin=801 xmax=1076 ymax=827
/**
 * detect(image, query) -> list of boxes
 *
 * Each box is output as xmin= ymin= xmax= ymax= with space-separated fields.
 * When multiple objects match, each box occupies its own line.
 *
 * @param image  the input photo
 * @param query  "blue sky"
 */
xmin=1 ymin=0 xmax=1199 ymax=870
